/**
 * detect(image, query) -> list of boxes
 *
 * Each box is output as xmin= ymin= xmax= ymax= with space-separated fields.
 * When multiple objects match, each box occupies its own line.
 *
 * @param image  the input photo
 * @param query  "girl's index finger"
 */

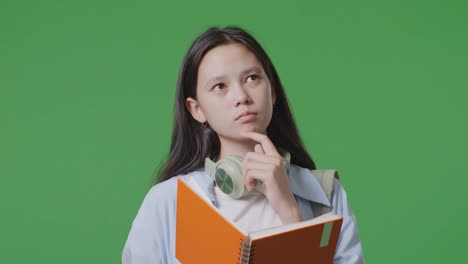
xmin=240 ymin=132 xmax=280 ymax=156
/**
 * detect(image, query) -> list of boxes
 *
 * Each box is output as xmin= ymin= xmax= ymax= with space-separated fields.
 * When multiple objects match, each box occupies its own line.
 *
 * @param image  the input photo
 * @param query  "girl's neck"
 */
xmin=217 ymin=136 xmax=257 ymax=161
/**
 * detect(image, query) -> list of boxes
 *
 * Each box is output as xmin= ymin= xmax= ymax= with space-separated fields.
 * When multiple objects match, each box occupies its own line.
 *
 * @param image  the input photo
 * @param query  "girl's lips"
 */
xmin=237 ymin=113 xmax=257 ymax=123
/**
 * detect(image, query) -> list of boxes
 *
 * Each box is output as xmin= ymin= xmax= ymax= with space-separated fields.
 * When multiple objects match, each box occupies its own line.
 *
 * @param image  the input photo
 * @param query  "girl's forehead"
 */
xmin=198 ymin=43 xmax=262 ymax=77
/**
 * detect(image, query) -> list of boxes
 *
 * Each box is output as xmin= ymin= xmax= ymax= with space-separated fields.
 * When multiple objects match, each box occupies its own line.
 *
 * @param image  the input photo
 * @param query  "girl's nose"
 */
xmin=234 ymin=85 xmax=252 ymax=106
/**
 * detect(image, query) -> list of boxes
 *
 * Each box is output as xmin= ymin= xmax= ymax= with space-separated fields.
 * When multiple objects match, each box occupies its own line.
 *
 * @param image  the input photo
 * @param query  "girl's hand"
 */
xmin=240 ymin=131 xmax=305 ymax=224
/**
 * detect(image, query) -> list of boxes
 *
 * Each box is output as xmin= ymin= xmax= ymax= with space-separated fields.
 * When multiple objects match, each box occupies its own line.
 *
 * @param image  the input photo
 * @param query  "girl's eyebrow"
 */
xmin=204 ymin=65 xmax=261 ymax=88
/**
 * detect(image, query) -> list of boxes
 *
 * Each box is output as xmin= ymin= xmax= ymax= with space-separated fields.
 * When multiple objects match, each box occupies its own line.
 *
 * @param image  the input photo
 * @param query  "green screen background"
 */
xmin=1 ymin=0 xmax=467 ymax=263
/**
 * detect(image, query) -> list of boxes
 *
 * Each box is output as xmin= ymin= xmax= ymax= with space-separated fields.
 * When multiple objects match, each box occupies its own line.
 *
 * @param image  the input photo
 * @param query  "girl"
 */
xmin=122 ymin=26 xmax=365 ymax=264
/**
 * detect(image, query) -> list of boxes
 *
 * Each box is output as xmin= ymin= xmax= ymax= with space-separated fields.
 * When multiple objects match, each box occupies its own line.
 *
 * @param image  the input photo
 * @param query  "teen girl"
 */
xmin=122 ymin=26 xmax=365 ymax=264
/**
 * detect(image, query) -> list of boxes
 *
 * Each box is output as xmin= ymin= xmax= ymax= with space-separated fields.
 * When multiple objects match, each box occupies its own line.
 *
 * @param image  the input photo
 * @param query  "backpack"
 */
xmin=309 ymin=169 xmax=340 ymax=217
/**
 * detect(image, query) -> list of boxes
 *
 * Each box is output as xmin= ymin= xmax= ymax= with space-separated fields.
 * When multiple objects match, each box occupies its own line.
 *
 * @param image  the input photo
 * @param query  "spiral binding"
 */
xmin=238 ymin=238 xmax=256 ymax=264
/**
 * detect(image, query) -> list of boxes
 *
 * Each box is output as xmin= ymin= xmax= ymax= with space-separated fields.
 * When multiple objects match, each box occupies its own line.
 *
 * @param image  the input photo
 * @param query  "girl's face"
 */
xmin=186 ymin=42 xmax=276 ymax=141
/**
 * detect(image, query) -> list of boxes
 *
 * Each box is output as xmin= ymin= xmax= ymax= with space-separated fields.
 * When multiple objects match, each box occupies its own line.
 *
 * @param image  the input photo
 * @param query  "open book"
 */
xmin=175 ymin=177 xmax=343 ymax=264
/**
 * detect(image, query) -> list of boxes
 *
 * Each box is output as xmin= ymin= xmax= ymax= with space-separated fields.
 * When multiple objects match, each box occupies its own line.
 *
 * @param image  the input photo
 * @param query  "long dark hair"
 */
xmin=155 ymin=26 xmax=317 ymax=184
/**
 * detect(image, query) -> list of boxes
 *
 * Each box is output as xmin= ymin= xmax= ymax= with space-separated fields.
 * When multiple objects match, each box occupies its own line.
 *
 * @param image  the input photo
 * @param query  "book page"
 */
xmin=249 ymin=212 xmax=342 ymax=240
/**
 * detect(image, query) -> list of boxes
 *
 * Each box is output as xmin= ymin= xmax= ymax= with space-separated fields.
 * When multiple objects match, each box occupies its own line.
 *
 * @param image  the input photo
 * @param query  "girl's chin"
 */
xmin=238 ymin=126 xmax=266 ymax=135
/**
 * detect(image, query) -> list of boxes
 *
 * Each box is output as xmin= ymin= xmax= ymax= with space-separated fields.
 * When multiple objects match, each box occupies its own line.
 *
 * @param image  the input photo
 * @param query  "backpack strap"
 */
xmin=309 ymin=169 xmax=340 ymax=217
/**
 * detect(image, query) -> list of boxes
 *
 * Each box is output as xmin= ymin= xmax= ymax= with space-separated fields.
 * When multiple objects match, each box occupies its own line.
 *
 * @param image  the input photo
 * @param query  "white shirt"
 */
xmin=213 ymin=181 xmax=283 ymax=233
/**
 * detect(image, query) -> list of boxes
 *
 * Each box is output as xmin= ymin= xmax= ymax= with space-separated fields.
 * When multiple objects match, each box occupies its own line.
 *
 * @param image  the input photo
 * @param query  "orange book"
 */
xmin=176 ymin=178 xmax=343 ymax=264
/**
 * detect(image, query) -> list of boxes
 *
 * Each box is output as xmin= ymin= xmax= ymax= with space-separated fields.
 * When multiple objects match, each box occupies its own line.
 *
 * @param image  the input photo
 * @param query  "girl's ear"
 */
xmin=185 ymin=97 xmax=207 ymax=123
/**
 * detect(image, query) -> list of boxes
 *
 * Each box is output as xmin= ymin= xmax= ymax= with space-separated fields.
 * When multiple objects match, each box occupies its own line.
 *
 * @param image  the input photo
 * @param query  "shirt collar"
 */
xmin=190 ymin=163 xmax=331 ymax=207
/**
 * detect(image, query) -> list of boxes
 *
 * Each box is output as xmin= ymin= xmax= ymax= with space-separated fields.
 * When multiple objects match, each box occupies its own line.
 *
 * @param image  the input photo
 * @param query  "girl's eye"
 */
xmin=246 ymin=74 xmax=260 ymax=83
xmin=213 ymin=83 xmax=225 ymax=91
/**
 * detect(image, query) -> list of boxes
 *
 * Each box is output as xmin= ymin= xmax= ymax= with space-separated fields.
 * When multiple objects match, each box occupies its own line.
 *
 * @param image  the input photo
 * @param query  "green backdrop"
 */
xmin=1 ymin=0 xmax=467 ymax=263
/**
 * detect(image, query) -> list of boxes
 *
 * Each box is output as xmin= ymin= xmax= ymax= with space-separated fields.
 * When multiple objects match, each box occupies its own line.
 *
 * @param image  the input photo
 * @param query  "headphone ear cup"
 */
xmin=213 ymin=166 xmax=235 ymax=194
xmin=207 ymin=153 xmax=291 ymax=199
xmin=213 ymin=155 xmax=246 ymax=198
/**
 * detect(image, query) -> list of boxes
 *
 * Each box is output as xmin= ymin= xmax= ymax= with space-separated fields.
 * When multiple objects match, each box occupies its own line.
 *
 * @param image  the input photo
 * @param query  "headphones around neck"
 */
xmin=204 ymin=151 xmax=291 ymax=199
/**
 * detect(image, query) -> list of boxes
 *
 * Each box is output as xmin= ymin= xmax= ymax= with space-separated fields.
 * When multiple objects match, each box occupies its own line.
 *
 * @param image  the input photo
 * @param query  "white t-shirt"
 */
xmin=188 ymin=177 xmax=283 ymax=233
